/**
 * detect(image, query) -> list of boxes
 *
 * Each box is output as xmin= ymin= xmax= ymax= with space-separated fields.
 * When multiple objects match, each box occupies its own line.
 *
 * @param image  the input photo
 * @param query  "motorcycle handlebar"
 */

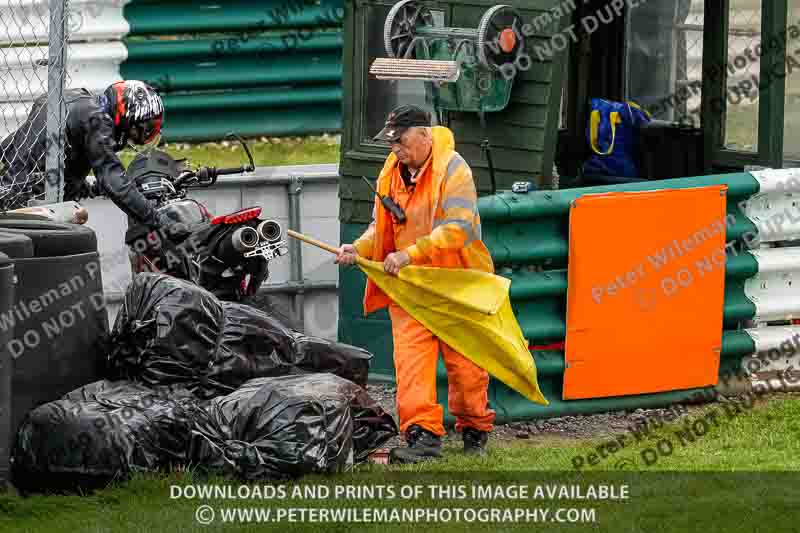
xmin=171 ymin=164 xmax=255 ymax=190
xmin=194 ymin=165 xmax=252 ymax=184
xmin=215 ymin=166 xmax=249 ymax=176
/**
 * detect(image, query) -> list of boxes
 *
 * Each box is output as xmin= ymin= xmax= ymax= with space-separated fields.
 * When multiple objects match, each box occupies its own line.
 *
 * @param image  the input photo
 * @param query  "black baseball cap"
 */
xmin=373 ymin=104 xmax=432 ymax=142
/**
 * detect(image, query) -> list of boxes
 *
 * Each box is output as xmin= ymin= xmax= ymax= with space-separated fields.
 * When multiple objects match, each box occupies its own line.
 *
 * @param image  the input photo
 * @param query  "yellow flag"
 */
xmin=283 ymin=229 xmax=548 ymax=406
xmin=359 ymin=259 xmax=549 ymax=406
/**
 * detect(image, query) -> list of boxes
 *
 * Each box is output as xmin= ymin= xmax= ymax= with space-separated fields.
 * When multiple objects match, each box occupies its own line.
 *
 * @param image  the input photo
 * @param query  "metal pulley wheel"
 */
xmin=477 ymin=5 xmax=526 ymax=71
xmin=477 ymin=73 xmax=492 ymax=92
xmin=384 ymin=0 xmax=435 ymax=58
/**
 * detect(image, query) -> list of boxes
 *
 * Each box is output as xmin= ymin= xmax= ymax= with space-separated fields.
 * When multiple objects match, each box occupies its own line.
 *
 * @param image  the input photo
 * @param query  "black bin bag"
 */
xmin=11 ymin=380 xmax=201 ymax=493
xmin=189 ymin=374 xmax=398 ymax=480
xmin=107 ymin=273 xmax=373 ymax=396
xmin=290 ymin=332 xmax=372 ymax=387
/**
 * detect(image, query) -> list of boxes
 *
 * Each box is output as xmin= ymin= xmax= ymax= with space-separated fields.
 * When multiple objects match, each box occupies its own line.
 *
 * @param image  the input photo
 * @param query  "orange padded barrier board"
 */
xmin=562 ymin=185 xmax=728 ymax=400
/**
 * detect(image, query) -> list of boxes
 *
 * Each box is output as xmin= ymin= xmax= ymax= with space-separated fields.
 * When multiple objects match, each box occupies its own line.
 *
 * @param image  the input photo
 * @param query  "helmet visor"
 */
xmin=128 ymin=116 xmax=163 ymax=146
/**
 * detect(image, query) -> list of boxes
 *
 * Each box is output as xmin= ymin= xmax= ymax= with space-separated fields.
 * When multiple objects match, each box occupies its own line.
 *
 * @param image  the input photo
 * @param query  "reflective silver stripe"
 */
xmin=446 ymin=153 xmax=466 ymax=181
xmin=433 ymin=218 xmax=479 ymax=245
xmin=465 ymin=222 xmax=482 ymax=246
xmin=433 ymin=218 xmax=472 ymax=231
xmin=442 ymin=197 xmax=475 ymax=212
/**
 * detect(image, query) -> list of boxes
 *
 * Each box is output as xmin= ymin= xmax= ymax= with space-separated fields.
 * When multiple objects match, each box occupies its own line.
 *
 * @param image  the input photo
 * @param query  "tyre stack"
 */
xmin=0 ymin=216 xmax=108 ymax=488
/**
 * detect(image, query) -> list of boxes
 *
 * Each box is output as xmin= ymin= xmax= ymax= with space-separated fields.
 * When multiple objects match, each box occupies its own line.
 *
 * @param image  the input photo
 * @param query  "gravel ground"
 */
xmin=365 ymin=383 xmax=800 ymax=451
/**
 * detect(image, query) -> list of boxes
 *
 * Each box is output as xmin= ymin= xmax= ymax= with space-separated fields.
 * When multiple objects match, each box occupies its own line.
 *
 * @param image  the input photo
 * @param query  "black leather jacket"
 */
xmin=0 ymin=88 xmax=161 ymax=227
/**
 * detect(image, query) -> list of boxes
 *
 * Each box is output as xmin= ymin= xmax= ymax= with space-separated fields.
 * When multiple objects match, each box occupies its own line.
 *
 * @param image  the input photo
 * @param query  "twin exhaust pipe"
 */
xmin=231 ymin=220 xmax=282 ymax=253
xmin=257 ymin=220 xmax=281 ymax=242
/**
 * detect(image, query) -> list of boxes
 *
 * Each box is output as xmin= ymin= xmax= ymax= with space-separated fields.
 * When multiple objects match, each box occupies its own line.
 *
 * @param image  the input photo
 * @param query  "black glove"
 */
xmin=69 ymin=176 xmax=101 ymax=201
xmin=87 ymin=177 xmax=101 ymax=198
xmin=125 ymin=211 xmax=188 ymax=247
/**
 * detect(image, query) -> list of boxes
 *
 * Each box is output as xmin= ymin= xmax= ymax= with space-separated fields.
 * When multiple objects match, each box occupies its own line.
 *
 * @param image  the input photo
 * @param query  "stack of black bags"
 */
xmin=12 ymin=273 xmax=398 ymax=492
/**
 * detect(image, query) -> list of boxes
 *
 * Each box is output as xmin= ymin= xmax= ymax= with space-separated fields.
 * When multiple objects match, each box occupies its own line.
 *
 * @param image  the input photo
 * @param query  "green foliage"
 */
xmin=117 ymin=135 xmax=341 ymax=170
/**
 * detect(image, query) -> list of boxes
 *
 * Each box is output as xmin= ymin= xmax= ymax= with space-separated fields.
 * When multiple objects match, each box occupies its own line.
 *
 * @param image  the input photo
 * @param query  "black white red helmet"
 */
xmin=102 ymin=80 xmax=164 ymax=150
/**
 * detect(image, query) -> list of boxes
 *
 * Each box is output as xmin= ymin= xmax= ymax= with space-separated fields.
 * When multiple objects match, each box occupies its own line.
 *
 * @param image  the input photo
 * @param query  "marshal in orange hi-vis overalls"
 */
xmin=353 ymin=125 xmax=495 ymax=437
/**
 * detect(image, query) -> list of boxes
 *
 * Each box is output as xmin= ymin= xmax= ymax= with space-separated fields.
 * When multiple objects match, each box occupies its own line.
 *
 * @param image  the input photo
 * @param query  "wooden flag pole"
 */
xmin=286 ymin=229 xmax=370 ymax=268
xmin=286 ymin=229 xmax=340 ymax=254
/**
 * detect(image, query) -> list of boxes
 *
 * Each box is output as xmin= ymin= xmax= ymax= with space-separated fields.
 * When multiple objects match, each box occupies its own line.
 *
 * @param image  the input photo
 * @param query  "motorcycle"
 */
xmin=122 ymin=134 xmax=289 ymax=302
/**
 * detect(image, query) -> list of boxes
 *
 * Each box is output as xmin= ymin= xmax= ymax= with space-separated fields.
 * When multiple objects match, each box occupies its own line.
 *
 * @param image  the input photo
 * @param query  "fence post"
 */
xmin=288 ymin=174 xmax=305 ymax=332
xmin=45 ymin=0 xmax=68 ymax=204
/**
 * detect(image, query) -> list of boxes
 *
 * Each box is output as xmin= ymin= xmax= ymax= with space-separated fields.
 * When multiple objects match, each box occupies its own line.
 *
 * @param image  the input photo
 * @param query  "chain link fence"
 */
xmin=784 ymin=0 xmax=800 ymax=161
xmin=0 ymin=0 xmax=72 ymax=211
xmin=625 ymin=0 xmax=701 ymax=124
xmin=723 ymin=0 xmax=761 ymax=152
xmin=675 ymin=0 xmax=704 ymax=123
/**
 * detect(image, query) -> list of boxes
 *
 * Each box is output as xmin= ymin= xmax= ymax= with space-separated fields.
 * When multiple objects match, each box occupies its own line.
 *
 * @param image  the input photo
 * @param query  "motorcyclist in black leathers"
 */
xmin=0 ymin=80 xmax=172 ymax=231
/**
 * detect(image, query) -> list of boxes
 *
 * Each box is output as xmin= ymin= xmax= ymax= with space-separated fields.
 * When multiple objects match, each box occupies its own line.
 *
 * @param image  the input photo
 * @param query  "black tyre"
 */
xmin=0 ymin=231 xmax=34 ymax=259
xmin=0 ymin=213 xmax=51 ymax=221
xmin=0 ymin=219 xmax=96 ymax=257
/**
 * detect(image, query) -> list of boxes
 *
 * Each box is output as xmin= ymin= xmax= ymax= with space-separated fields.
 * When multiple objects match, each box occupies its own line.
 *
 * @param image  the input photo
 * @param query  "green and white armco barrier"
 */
xmin=487 ymin=168 xmax=800 ymax=419
xmin=0 ymin=0 xmax=344 ymax=142
xmin=338 ymin=168 xmax=800 ymax=423
xmin=729 ymin=169 xmax=800 ymax=386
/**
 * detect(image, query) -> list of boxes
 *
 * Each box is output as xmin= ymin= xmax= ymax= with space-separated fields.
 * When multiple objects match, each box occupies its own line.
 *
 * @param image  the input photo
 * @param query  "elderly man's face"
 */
xmin=390 ymin=128 xmax=431 ymax=169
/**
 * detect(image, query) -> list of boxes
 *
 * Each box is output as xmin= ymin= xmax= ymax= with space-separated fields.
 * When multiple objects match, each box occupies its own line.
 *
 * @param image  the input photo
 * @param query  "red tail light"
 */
xmin=211 ymin=206 xmax=262 ymax=225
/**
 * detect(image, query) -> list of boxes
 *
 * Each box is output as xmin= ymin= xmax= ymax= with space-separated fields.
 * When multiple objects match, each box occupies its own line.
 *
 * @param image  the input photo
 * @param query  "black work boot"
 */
xmin=463 ymin=427 xmax=489 ymax=456
xmin=389 ymin=424 xmax=443 ymax=464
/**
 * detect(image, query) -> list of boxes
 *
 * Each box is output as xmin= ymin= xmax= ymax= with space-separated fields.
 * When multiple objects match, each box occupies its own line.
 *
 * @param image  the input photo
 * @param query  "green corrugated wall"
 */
xmin=121 ymin=0 xmax=344 ymax=142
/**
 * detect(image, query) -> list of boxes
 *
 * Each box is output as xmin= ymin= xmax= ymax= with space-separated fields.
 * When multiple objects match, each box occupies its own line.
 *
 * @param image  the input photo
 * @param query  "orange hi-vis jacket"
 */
xmin=353 ymin=126 xmax=495 ymax=315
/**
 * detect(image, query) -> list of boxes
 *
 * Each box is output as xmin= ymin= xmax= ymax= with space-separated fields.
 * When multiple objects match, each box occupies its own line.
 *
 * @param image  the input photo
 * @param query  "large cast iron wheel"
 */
xmin=384 ymin=0 xmax=435 ymax=58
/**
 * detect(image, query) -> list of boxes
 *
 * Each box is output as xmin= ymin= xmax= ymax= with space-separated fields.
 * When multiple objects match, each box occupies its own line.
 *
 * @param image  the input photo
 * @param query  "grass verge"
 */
xmin=116 ymin=135 xmax=341 ymax=170
xmin=2 ymin=392 xmax=800 ymax=532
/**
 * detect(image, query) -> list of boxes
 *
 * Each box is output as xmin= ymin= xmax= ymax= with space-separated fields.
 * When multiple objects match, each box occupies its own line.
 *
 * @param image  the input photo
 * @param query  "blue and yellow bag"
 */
xmin=583 ymin=98 xmax=651 ymax=178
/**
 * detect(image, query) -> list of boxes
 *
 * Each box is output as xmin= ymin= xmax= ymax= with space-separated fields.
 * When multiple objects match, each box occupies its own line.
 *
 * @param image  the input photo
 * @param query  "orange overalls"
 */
xmin=353 ymin=126 xmax=496 ymax=437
